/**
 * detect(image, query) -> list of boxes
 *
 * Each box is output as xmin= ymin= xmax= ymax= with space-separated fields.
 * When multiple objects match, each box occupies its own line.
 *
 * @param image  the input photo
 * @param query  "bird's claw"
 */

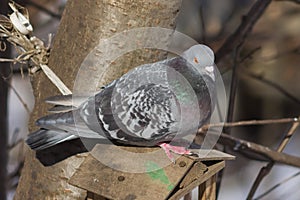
xmin=159 ymin=143 xmax=191 ymax=164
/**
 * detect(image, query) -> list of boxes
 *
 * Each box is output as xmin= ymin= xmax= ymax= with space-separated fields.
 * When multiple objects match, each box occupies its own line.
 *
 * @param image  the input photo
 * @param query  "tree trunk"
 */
xmin=15 ymin=0 xmax=182 ymax=199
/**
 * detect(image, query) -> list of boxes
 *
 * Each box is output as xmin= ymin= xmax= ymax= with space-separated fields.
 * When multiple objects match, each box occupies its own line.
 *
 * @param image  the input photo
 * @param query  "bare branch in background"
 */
xmin=214 ymin=1 xmax=273 ymax=194
xmin=216 ymin=45 xmax=242 ymax=195
xmin=197 ymin=127 xmax=300 ymax=167
xmin=203 ymin=130 xmax=300 ymax=167
xmin=7 ymin=139 xmax=23 ymax=150
xmin=225 ymin=46 xmax=241 ymax=134
xmin=201 ymin=117 xmax=299 ymax=131
xmin=214 ymin=4 xmax=240 ymax=41
xmin=240 ymin=46 xmax=262 ymax=63
xmin=244 ymin=71 xmax=300 ymax=105
xmin=8 ymin=161 xmax=24 ymax=190
xmin=200 ymin=118 xmax=300 ymax=171
xmin=16 ymin=0 xmax=61 ymax=19
xmin=254 ymin=171 xmax=300 ymax=200
xmin=199 ymin=3 xmax=206 ymax=43
xmin=7 ymin=128 xmax=24 ymax=150
xmin=215 ymin=0 xmax=272 ymax=69
xmin=275 ymin=0 xmax=300 ymax=4
xmin=247 ymin=119 xmax=300 ymax=199
xmin=1 ymin=76 xmax=31 ymax=114
xmin=259 ymin=45 xmax=300 ymax=61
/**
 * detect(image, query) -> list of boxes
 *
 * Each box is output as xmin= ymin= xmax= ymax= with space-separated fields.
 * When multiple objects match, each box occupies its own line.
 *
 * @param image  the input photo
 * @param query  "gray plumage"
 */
xmin=26 ymin=44 xmax=216 ymax=151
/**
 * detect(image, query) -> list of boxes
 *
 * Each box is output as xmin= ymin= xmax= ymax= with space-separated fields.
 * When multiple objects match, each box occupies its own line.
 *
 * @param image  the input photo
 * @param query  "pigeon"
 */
xmin=26 ymin=44 xmax=216 ymax=163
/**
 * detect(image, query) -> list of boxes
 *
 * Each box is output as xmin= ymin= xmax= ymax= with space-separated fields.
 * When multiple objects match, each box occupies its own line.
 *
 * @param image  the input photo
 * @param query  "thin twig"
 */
xmin=217 ymin=49 xmax=241 ymax=198
xmin=18 ymin=0 xmax=62 ymax=19
xmin=8 ymin=161 xmax=24 ymax=190
xmin=216 ymin=45 xmax=242 ymax=196
xmin=199 ymin=3 xmax=206 ymax=43
xmin=12 ymin=66 xmax=29 ymax=74
xmin=215 ymin=0 xmax=272 ymax=68
xmin=0 ymin=57 xmax=17 ymax=62
xmin=275 ymin=0 xmax=300 ymax=4
xmin=277 ymin=121 xmax=299 ymax=152
xmin=245 ymin=71 xmax=300 ymax=105
xmin=247 ymin=118 xmax=300 ymax=199
xmin=201 ymin=117 xmax=299 ymax=131
xmin=260 ymin=45 xmax=300 ymax=61
xmin=224 ymin=46 xmax=241 ymax=134
xmin=240 ymin=46 xmax=261 ymax=63
xmin=198 ymin=130 xmax=300 ymax=167
xmin=254 ymin=171 xmax=300 ymax=200
xmin=7 ymin=138 xmax=23 ymax=150
xmin=1 ymin=75 xmax=31 ymax=114
xmin=214 ymin=4 xmax=239 ymax=40
xmin=7 ymin=128 xmax=23 ymax=150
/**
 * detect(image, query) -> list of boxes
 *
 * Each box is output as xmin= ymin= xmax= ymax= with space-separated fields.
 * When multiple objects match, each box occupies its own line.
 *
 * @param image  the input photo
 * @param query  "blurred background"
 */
xmin=1 ymin=0 xmax=300 ymax=199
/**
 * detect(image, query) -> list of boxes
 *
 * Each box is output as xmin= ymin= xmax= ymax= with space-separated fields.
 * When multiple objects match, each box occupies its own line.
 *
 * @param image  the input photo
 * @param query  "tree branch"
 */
xmin=224 ymin=46 xmax=241 ymax=134
xmin=15 ymin=0 xmax=61 ymax=19
xmin=275 ymin=0 xmax=300 ymax=4
xmin=247 ymin=119 xmax=300 ymax=199
xmin=215 ymin=0 xmax=272 ymax=69
xmin=214 ymin=1 xmax=274 ymax=193
xmin=1 ymin=76 xmax=31 ymax=114
xmin=245 ymin=71 xmax=300 ymax=105
xmin=254 ymin=171 xmax=300 ymax=200
xmin=199 ymin=3 xmax=206 ymax=43
xmin=201 ymin=117 xmax=299 ymax=131
xmin=8 ymin=161 xmax=24 ymax=190
xmin=204 ymin=130 xmax=300 ymax=168
xmin=217 ymin=46 xmax=241 ymax=196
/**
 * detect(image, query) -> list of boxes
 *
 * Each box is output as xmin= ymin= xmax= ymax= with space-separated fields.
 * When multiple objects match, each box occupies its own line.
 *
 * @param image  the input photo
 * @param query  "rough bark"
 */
xmin=15 ymin=0 xmax=182 ymax=199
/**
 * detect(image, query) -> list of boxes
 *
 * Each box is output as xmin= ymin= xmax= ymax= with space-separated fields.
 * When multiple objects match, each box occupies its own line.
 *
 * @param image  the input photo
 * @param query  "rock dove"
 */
xmin=26 ymin=44 xmax=216 ymax=162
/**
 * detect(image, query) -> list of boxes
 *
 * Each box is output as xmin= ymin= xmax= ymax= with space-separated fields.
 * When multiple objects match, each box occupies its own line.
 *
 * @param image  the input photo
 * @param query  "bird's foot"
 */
xmin=159 ymin=143 xmax=191 ymax=164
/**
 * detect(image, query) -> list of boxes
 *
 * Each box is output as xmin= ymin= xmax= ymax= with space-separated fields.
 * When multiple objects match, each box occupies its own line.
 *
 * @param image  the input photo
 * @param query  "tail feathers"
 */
xmin=48 ymin=105 xmax=75 ymax=113
xmin=45 ymin=94 xmax=89 ymax=108
xmin=26 ymin=129 xmax=78 ymax=151
xmin=35 ymin=112 xmax=105 ymax=139
xmin=35 ymin=111 xmax=74 ymax=127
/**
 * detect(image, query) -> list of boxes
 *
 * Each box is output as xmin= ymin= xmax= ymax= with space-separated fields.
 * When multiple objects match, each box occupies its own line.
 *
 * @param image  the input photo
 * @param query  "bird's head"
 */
xmin=182 ymin=44 xmax=215 ymax=81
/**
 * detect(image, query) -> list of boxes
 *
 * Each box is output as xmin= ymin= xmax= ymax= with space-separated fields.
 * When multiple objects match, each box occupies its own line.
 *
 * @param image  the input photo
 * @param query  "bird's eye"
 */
xmin=194 ymin=57 xmax=199 ymax=63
